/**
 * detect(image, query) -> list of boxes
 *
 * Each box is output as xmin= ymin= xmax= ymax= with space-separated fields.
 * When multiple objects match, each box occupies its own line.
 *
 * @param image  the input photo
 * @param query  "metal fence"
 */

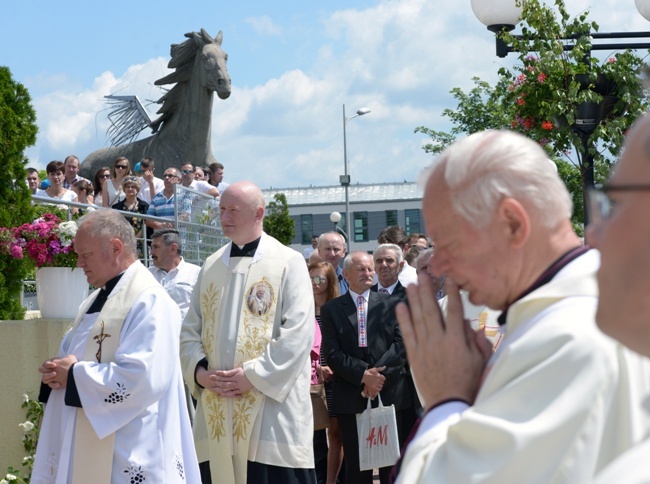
xmin=25 ymin=186 xmax=227 ymax=309
xmin=173 ymin=184 xmax=228 ymax=266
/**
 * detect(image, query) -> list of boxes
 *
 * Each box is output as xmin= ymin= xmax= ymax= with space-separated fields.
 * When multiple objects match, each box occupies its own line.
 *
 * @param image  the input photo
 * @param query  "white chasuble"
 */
xmin=32 ymin=262 xmax=200 ymax=484
xmin=200 ymin=252 xmax=283 ymax=484
xmin=68 ymin=264 xmax=155 ymax=484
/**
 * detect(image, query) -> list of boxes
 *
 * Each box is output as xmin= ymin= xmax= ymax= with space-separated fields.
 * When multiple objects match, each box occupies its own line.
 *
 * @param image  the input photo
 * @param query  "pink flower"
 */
xmin=9 ymin=245 xmax=23 ymax=258
xmin=608 ymin=57 xmax=616 ymax=63
xmin=537 ymin=73 xmax=547 ymax=83
xmin=2 ymin=214 xmax=77 ymax=268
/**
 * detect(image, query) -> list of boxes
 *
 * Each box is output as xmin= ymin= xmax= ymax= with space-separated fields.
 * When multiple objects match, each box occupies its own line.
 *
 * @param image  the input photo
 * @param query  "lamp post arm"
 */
xmin=494 ymin=30 xmax=650 ymax=58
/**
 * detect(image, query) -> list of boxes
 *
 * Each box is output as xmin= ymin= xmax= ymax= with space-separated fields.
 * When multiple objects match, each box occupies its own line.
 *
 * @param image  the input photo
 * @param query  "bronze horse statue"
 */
xmin=80 ymin=28 xmax=231 ymax=178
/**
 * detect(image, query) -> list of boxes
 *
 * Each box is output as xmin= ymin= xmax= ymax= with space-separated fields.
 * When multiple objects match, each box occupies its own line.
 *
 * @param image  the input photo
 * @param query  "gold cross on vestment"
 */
xmin=93 ymin=321 xmax=111 ymax=362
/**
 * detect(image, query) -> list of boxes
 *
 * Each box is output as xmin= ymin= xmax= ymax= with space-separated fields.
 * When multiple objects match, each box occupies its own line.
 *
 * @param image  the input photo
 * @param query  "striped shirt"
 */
xmin=147 ymin=191 xmax=175 ymax=220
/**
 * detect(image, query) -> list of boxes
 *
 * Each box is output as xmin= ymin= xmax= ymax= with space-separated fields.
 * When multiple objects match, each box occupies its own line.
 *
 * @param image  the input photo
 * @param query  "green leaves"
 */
xmin=415 ymin=0 xmax=648 ymax=231
xmin=0 ymin=67 xmax=37 ymax=320
xmin=263 ymin=193 xmax=295 ymax=246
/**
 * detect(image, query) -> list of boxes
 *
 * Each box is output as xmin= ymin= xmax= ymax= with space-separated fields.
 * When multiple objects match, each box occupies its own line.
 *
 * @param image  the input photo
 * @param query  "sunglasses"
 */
xmin=115 ymin=165 xmax=129 ymax=170
xmin=100 ymin=174 xmax=111 ymax=179
xmin=181 ymin=169 xmax=195 ymax=174
xmin=163 ymin=174 xmax=179 ymax=179
xmin=310 ymin=275 xmax=326 ymax=284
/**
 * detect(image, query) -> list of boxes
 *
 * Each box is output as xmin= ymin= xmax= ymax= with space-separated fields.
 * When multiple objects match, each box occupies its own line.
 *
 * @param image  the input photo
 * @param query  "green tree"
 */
xmin=0 ymin=66 xmax=38 ymax=320
xmin=416 ymin=0 xmax=647 ymax=233
xmin=263 ymin=193 xmax=295 ymax=246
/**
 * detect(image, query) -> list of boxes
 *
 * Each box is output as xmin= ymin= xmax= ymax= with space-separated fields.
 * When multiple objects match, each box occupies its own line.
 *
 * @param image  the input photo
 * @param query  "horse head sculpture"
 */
xmin=80 ymin=28 xmax=231 ymax=179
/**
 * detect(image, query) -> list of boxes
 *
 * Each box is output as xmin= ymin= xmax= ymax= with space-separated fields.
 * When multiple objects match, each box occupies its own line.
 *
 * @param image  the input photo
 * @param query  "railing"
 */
xmin=26 ymin=186 xmax=228 ymax=310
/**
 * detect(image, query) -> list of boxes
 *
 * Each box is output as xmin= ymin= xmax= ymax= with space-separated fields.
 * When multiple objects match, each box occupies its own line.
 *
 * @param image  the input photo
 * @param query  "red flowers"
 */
xmin=542 ymin=121 xmax=554 ymax=130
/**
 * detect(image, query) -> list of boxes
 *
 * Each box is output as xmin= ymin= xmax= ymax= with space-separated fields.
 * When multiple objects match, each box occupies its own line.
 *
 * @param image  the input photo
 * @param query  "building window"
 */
xmin=385 ymin=210 xmax=398 ymax=227
xmin=354 ymin=212 xmax=368 ymax=242
xmin=301 ymin=214 xmax=313 ymax=244
xmin=404 ymin=209 xmax=421 ymax=235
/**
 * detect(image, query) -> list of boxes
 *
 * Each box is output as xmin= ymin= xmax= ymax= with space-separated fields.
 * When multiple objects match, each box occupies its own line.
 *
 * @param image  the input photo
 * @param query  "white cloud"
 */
xmin=245 ymin=16 xmax=282 ymax=36
xmin=22 ymin=0 xmax=647 ymax=189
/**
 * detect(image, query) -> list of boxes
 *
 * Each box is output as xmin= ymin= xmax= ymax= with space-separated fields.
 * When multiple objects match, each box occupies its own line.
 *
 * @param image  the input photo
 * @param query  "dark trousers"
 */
xmin=313 ymin=429 xmax=328 ymax=484
xmin=200 ymin=460 xmax=316 ymax=484
xmin=337 ymin=408 xmax=416 ymax=484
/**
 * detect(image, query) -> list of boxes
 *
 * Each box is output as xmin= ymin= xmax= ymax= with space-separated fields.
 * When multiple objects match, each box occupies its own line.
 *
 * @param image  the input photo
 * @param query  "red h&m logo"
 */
xmin=365 ymin=425 xmax=389 ymax=448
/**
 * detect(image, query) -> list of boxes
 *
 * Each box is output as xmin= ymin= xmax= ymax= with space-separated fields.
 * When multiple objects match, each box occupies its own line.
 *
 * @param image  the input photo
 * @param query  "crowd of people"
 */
xmin=27 ymin=115 xmax=650 ymax=484
xmin=28 ymin=156 xmax=228 ymax=241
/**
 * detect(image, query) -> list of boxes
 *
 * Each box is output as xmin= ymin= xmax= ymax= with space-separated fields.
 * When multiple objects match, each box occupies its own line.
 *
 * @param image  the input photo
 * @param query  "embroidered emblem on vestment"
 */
xmin=93 ymin=321 xmax=111 ymax=363
xmin=245 ymin=280 xmax=274 ymax=317
xmin=105 ymin=382 xmax=131 ymax=404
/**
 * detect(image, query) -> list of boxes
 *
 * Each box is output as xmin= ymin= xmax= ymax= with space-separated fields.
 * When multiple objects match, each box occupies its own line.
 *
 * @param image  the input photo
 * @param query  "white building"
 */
xmin=262 ymin=182 xmax=424 ymax=253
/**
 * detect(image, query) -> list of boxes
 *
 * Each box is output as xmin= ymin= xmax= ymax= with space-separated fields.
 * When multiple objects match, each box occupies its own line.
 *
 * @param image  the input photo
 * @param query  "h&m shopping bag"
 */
xmin=356 ymin=395 xmax=400 ymax=471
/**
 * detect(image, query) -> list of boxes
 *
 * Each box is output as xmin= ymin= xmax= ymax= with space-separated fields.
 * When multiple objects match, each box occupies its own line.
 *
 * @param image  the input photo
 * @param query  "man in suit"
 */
xmin=321 ymin=251 xmax=415 ymax=484
xmin=371 ymin=243 xmax=407 ymax=299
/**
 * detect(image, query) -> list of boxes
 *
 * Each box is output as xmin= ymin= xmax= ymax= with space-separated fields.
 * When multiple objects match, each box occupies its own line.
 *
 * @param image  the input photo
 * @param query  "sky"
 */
xmin=2 ymin=0 xmax=649 ymax=190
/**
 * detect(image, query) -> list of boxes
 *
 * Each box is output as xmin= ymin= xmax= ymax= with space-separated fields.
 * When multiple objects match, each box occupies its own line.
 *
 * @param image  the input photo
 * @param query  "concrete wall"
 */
xmin=0 ymin=317 xmax=71 ymax=473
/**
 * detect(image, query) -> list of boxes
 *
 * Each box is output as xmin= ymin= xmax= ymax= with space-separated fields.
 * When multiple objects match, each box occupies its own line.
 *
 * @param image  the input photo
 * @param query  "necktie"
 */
xmin=379 ymin=288 xmax=389 ymax=294
xmin=357 ymin=295 xmax=367 ymax=347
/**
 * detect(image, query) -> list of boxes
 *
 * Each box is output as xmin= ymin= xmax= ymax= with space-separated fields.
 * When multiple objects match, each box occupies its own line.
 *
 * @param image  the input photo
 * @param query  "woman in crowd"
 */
xmin=35 ymin=160 xmax=78 ymax=214
xmin=102 ymin=156 xmax=131 ymax=207
xmin=112 ymin=176 xmax=149 ymax=255
xmin=92 ymin=166 xmax=110 ymax=203
xmin=309 ymin=261 xmax=344 ymax=484
xmin=71 ymin=179 xmax=96 ymax=215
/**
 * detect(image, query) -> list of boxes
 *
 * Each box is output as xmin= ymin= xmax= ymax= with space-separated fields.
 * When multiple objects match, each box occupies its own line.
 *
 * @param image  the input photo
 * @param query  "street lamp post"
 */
xmin=341 ymin=104 xmax=371 ymax=253
xmin=472 ymin=0 xmax=650 ymax=225
xmin=329 ymin=211 xmax=349 ymax=242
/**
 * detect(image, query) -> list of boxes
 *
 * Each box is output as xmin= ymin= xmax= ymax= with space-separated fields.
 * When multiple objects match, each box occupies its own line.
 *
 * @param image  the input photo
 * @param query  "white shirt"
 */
xmin=398 ymin=263 xmax=418 ymax=287
xmin=377 ymin=280 xmax=398 ymax=294
xmin=149 ymin=258 xmax=201 ymax=319
xmin=138 ymin=176 xmax=165 ymax=204
xmin=188 ymin=180 xmax=218 ymax=196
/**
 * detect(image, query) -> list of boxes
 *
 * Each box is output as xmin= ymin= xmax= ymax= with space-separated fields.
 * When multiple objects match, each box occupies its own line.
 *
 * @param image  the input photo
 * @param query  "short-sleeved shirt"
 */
xmin=147 ymin=191 xmax=175 ymax=220
xmin=188 ymin=180 xmax=218 ymax=196
xmin=138 ymin=176 xmax=165 ymax=204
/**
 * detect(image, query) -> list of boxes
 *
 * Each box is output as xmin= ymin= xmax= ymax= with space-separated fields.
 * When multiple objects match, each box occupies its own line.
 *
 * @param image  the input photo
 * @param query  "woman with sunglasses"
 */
xmin=102 ymin=157 xmax=131 ymax=207
xmin=308 ymin=261 xmax=344 ymax=484
xmin=71 ymin=179 xmax=96 ymax=215
xmin=92 ymin=166 xmax=110 ymax=203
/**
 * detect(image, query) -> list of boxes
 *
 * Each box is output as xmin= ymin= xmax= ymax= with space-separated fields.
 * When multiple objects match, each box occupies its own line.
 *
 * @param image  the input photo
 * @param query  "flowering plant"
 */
xmin=3 ymin=393 xmax=43 ymax=484
xmin=499 ymin=0 xmax=646 ymax=164
xmin=0 ymin=213 xmax=78 ymax=268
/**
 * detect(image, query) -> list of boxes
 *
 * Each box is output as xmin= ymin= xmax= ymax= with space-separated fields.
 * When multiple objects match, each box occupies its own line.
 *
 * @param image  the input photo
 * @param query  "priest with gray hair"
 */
xmin=393 ymin=129 xmax=650 ymax=483
xmin=32 ymin=209 xmax=200 ymax=483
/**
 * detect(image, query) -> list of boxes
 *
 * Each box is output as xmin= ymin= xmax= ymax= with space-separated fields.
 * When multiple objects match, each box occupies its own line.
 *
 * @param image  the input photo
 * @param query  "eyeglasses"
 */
xmin=163 ymin=174 xmax=179 ymax=179
xmin=181 ymin=169 xmax=195 ymax=174
xmin=310 ymin=275 xmax=326 ymax=285
xmin=587 ymin=184 xmax=650 ymax=225
xmin=115 ymin=165 xmax=129 ymax=170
